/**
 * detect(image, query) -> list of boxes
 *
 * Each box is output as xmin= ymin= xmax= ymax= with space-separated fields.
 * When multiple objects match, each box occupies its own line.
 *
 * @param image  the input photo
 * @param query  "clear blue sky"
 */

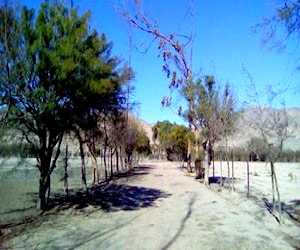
xmin=20 ymin=0 xmax=299 ymax=125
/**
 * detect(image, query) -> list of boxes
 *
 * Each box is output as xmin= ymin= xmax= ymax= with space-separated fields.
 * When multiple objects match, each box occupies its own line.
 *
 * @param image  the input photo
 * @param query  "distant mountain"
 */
xmin=138 ymin=108 xmax=300 ymax=152
xmin=219 ymin=108 xmax=300 ymax=151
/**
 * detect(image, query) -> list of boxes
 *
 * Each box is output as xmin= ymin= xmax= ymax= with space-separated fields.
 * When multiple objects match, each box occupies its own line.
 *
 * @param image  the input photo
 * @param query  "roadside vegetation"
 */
xmin=0 ymin=1 xmax=299 ymax=245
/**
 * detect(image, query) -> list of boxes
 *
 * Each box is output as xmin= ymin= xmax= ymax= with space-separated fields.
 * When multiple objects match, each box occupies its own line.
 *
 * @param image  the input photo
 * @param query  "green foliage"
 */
xmin=124 ymin=116 xmax=150 ymax=157
xmin=135 ymin=129 xmax=151 ymax=156
xmin=0 ymin=2 xmax=130 ymax=209
xmin=0 ymin=2 xmax=126 ymax=152
xmin=248 ymin=137 xmax=268 ymax=159
xmin=181 ymin=76 xmax=236 ymax=145
xmin=152 ymin=121 xmax=190 ymax=160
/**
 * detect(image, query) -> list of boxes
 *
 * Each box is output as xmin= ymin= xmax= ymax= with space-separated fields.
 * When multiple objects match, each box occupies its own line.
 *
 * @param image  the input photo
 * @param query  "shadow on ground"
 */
xmin=47 ymin=164 xmax=169 ymax=213
xmin=258 ymin=198 xmax=300 ymax=224
xmin=48 ymin=183 xmax=171 ymax=213
xmin=209 ymin=176 xmax=241 ymax=185
xmin=0 ymin=164 xmax=170 ymax=244
xmin=110 ymin=164 xmax=155 ymax=179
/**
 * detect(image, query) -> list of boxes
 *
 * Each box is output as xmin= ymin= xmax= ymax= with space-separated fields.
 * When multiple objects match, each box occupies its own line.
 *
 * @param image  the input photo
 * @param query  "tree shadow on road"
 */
xmin=0 ymin=164 xmax=170 ymax=245
xmin=47 ymin=164 xmax=168 ymax=213
xmin=161 ymin=192 xmax=196 ymax=250
xmin=48 ymin=183 xmax=171 ymax=213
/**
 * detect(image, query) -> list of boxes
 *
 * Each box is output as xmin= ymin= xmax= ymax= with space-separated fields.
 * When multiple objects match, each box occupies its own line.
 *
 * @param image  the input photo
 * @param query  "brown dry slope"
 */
xmin=3 ymin=161 xmax=297 ymax=250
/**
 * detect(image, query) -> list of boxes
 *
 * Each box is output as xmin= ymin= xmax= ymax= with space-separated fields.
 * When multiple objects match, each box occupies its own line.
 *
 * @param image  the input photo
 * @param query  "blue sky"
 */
xmin=20 ymin=0 xmax=299 ymax=125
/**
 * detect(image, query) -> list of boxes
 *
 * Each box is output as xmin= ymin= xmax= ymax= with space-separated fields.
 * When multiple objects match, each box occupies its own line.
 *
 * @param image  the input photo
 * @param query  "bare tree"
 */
xmin=181 ymin=76 xmax=236 ymax=183
xmin=118 ymin=0 xmax=198 ymax=172
xmin=244 ymin=70 xmax=291 ymax=223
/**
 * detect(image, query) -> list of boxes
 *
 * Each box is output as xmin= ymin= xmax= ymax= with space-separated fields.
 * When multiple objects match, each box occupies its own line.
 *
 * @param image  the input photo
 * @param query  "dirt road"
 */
xmin=3 ymin=161 xmax=297 ymax=249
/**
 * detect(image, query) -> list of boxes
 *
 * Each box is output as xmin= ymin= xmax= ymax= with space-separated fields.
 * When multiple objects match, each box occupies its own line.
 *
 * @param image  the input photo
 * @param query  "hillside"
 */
xmin=139 ymin=108 xmax=300 ymax=152
xmin=227 ymin=108 xmax=300 ymax=151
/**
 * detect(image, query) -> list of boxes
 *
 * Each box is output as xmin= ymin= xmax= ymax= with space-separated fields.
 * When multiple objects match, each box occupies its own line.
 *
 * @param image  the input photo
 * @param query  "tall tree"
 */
xmin=119 ymin=0 xmax=196 ymax=171
xmin=244 ymin=70 xmax=290 ymax=223
xmin=0 ymin=2 xmax=128 ymax=210
xmin=181 ymin=76 xmax=236 ymax=181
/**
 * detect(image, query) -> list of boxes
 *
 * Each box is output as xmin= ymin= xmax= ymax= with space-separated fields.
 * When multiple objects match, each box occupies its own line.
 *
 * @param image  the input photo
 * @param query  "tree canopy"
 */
xmin=0 ymin=1 xmax=130 ymax=209
xmin=152 ymin=121 xmax=190 ymax=160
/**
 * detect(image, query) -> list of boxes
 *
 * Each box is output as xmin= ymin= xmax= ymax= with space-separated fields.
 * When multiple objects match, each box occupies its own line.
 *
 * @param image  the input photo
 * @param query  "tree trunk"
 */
xmin=205 ymin=141 xmax=214 ymax=185
xmin=270 ymin=161 xmax=281 ymax=222
xmin=37 ymin=156 xmax=51 ymax=210
xmin=37 ymin=173 xmax=51 ymax=211
xmin=220 ymin=157 xmax=223 ymax=186
xmin=86 ymin=137 xmax=99 ymax=185
xmin=270 ymin=161 xmax=275 ymax=206
xmin=64 ymin=142 xmax=69 ymax=197
xmin=231 ymin=149 xmax=235 ymax=191
xmin=273 ymin=164 xmax=282 ymax=222
xmin=225 ymin=138 xmax=230 ymax=188
xmin=110 ymin=148 xmax=114 ymax=179
xmin=187 ymin=137 xmax=192 ymax=173
xmin=116 ymin=149 xmax=119 ymax=173
xmin=91 ymin=152 xmax=99 ymax=184
xmin=36 ymin=135 xmax=63 ymax=210
xmin=194 ymin=128 xmax=202 ymax=179
xmin=247 ymin=154 xmax=250 ymax=198
xmin=78 ymin=134 xmax=87 ymax=191
xmin=104 ymin=147 xmax=108 ymax=181
xmin=120 ymin=146 xmax=124 ymax=171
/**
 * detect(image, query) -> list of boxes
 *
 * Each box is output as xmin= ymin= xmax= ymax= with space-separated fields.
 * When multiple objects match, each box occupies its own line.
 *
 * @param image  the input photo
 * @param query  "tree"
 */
xmin=119 ymin=0 xmax=196 ymax=171
xmin=123 ymin=114 xmax=150 ymax=168
xmin=248 ymin=137 xmax=268 ymax=161
xmin=244 ymin=70 xmax=290 ymax=223
xmin=0 ymin=2 xmax=127 ymax=210
xmin=181 ymin=76 xmax=236 ymax=181
xmin=152 ymin=121 xmax=190 ymax=161
xmin=256 ymin=0 xmax=300 ymax=69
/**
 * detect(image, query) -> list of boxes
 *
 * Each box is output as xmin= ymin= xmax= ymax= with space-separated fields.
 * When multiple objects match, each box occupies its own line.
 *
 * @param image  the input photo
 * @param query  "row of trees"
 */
xmin=63 ymin=112 xmax=150 ymax=194
xmin=120 ymin=0 xmax=300 ymax=223
xmin=0 ymin=1 xmax=150 ymax=210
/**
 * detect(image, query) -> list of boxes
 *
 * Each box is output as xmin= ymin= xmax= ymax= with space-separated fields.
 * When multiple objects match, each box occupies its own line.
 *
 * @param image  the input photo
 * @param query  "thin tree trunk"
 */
xmin=64 ymin=141 xmax=69 ymax=197
xmin=231 ymin=149 xmax=234 ymax=191
xmin=194 ymin=128 xmax=202 ymax=179
xmin=78 ymin=133 xmax=87 ymax=191
xmin=212 ymin=150 xmax=215 ymax=178
xmin=110 ymin=148 xmax=114 ymax=179
xmin=90 ymin=152 xmax=99 ymax=184
xmin=86 ymin=134 xmax=99 ymax=185
xmin=273 ymin=166 xmax=282 ymax=222
xmin=270 ymin=161 xmax=275 ymax=206
xmin=220 ymin=157 xmax=223 ymax=186
xmin=116 ymin=149 xmax=119 ymax=173
xmin=120 ymin=146 xmax=124 ymax=171
xmin=104 ymin=147 xmax=108 ymax=181
xmin=247 ymin=153 xmax=250 ymax=198
xmin=225 ymin=137 xmax=230 ymax=188
xmin=270 ymin=161 xmax=281 ymax=222
xmin=187 ymin=137 xmax=192 ymax=173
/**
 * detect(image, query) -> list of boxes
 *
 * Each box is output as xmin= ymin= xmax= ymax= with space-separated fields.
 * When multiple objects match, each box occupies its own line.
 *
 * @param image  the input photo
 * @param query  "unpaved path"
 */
xmin=3 ymin=161 xmax=296 ymax=249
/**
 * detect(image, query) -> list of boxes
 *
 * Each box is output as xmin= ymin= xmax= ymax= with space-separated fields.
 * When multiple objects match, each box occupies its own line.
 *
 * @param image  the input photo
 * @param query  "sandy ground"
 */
xmin=1 ymin=160 xmax=300 ymax=249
